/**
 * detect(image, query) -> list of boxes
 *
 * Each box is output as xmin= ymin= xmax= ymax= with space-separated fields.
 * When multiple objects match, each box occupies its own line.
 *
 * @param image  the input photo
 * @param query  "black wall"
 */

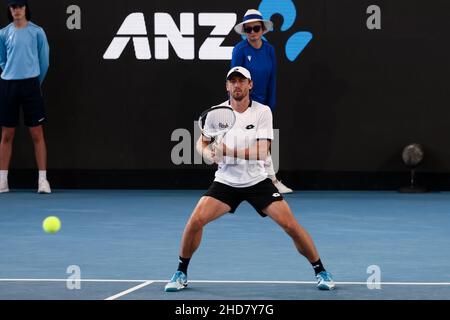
xmin=2 ymin=0 xmax=450 ymax=189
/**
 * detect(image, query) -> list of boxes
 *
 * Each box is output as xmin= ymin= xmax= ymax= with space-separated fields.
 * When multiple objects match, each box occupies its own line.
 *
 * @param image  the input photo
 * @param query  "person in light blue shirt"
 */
xmin=0 ymin=0 xmax=51 ymax=194
xmin=231 ymin=9 xmax=293 ymax=194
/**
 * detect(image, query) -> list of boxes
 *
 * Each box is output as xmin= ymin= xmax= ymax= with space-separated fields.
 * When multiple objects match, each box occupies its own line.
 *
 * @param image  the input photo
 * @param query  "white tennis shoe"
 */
xmin=0 ymin=179 xmax=9 ymax=193
xmin=38 ymin=179 xmax=51 ymax=194
xmin=274 ymin=180 xmax=293 ymax=194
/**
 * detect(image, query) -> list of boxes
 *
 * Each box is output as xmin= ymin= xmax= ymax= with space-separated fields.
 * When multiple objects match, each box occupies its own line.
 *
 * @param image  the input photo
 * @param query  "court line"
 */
xmin=0 ymin=278 xmax=146 ymax=283
xmin=184 ymin=280 xmax=450 ymax=285
xmin=1 ymin=278 xmax=450 ymax=285
xmin=104 ymin=281 xmax=154 ymax=300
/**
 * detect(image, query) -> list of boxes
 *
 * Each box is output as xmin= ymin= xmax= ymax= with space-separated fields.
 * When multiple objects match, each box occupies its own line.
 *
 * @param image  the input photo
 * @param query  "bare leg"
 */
xmin=263 ymin=200 xmax=320 ymax=263
xmin=180 ymin=196 xmax=230 ymax=258
xmin=28 ymin=125 xmax=47 ymax=170
xmin=263 ymin=200 xmax=335 ymax=290
xmin=0 ymin=127 xmax=15 ymax=170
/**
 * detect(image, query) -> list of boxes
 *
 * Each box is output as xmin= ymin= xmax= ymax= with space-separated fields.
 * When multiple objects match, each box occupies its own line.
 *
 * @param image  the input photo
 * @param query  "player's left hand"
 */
xmin=215 ymin=143 xmax=235 ymax=157
xmin=211 ymin=144 xmax=223 ymax=163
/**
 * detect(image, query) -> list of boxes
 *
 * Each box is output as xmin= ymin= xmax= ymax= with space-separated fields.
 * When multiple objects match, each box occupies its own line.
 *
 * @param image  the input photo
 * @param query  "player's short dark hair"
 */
xmin=7 ymin=4 xmax=31 ymax=22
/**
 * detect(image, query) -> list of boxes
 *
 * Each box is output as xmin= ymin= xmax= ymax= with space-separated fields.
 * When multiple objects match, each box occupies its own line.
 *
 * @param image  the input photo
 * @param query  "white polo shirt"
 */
xmin=213 ymin=100 xmax=273 ymax=188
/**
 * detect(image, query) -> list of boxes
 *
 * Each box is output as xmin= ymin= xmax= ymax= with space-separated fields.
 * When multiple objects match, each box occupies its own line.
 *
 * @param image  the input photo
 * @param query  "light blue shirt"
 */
xmin=0 ymin=22 xmax=49 ymax=84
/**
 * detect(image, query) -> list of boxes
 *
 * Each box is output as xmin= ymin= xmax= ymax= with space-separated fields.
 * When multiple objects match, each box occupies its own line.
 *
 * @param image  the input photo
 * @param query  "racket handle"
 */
xmin=214 ymin=135 xmax=223 ymax=148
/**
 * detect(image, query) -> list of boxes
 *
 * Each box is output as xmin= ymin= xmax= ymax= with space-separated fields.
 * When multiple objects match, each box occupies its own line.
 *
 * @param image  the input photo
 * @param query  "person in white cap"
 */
xmin=164 ymin=66 xmax=335 ymax=293
xmin=231 ymin=9 xmax=293 ymax=194
xmin=0 ymin=0 xmax=51 ymax=194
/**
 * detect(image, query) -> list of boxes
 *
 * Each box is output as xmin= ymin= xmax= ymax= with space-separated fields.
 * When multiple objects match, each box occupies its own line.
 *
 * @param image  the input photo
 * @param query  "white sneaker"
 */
xmin=273 ymin=180 xmax=293 ymax=193
xmin=0 ymin=180 xmax=9 ymax=193
xmin=38 ymin=179 xmax=51 ymax=194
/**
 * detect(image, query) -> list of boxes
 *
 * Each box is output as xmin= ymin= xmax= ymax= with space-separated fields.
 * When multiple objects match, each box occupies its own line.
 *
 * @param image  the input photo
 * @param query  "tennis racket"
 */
xmin=198 ymin=105 xmax=236 ymax=153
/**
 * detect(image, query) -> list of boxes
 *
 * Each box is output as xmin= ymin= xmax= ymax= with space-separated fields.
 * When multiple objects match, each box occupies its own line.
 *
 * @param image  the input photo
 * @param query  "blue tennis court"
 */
xmin=1 ymin=190 xmax=450 ymax=300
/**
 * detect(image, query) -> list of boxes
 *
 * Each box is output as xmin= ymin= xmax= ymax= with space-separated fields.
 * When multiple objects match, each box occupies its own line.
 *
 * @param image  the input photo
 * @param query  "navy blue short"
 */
xmin=0 ymin=77 xmax=46 ymax=127
xmin=204 ymin=178 xmax=284 ymax=217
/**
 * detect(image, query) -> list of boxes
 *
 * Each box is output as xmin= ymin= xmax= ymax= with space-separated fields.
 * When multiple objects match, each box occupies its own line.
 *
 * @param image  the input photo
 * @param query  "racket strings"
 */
xmin=201 ymin=108 xmax=236 ymax=138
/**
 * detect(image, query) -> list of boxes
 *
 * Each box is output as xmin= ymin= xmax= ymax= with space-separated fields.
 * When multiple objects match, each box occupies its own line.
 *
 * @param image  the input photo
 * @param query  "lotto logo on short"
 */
xmin=103 ymin=0 xmax=312 ymax=62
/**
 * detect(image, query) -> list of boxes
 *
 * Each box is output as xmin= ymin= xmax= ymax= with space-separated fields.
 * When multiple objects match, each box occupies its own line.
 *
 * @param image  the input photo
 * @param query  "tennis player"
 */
xmin=231 ymin=9 xmax=293 ymax=194
xmin=164 ymin=66 xmax=335 ymax=292
xmin=0 ymin=0 xmax=50 ymax=193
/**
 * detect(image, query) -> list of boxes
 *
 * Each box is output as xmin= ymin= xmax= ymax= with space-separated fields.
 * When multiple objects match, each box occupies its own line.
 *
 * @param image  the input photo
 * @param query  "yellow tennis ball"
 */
xmin=42 ymin=216 xmax=61 ymax=234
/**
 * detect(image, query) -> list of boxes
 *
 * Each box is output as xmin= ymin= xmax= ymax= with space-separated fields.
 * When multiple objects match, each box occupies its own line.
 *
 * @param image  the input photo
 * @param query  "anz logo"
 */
xmin=103 ymin=12 xmax=236 ymax=60
xmin=103 ymin=0 xmax=312 ymax=62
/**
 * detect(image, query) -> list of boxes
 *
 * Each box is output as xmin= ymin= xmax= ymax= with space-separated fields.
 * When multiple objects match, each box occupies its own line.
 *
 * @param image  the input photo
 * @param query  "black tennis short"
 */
xmin=0 ymin=77 xmax=46 ymax=127
xmin=204 ymin=178 xmax=284 ymax=217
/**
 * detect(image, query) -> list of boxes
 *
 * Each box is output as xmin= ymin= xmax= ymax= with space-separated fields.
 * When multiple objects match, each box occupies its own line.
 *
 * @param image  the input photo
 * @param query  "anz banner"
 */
xmin=102 ymin=0 xmax=312 ymax=62
xmin=103 ymin=12 xmax=238 ymax=61
xmin=4 ymin=0 xmax=450 ymax=173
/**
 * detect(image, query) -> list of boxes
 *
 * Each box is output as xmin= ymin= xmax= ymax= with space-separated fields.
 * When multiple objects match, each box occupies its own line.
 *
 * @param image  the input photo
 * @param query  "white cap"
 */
xmin=226 ymin=66 xmax=252 ymax=80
